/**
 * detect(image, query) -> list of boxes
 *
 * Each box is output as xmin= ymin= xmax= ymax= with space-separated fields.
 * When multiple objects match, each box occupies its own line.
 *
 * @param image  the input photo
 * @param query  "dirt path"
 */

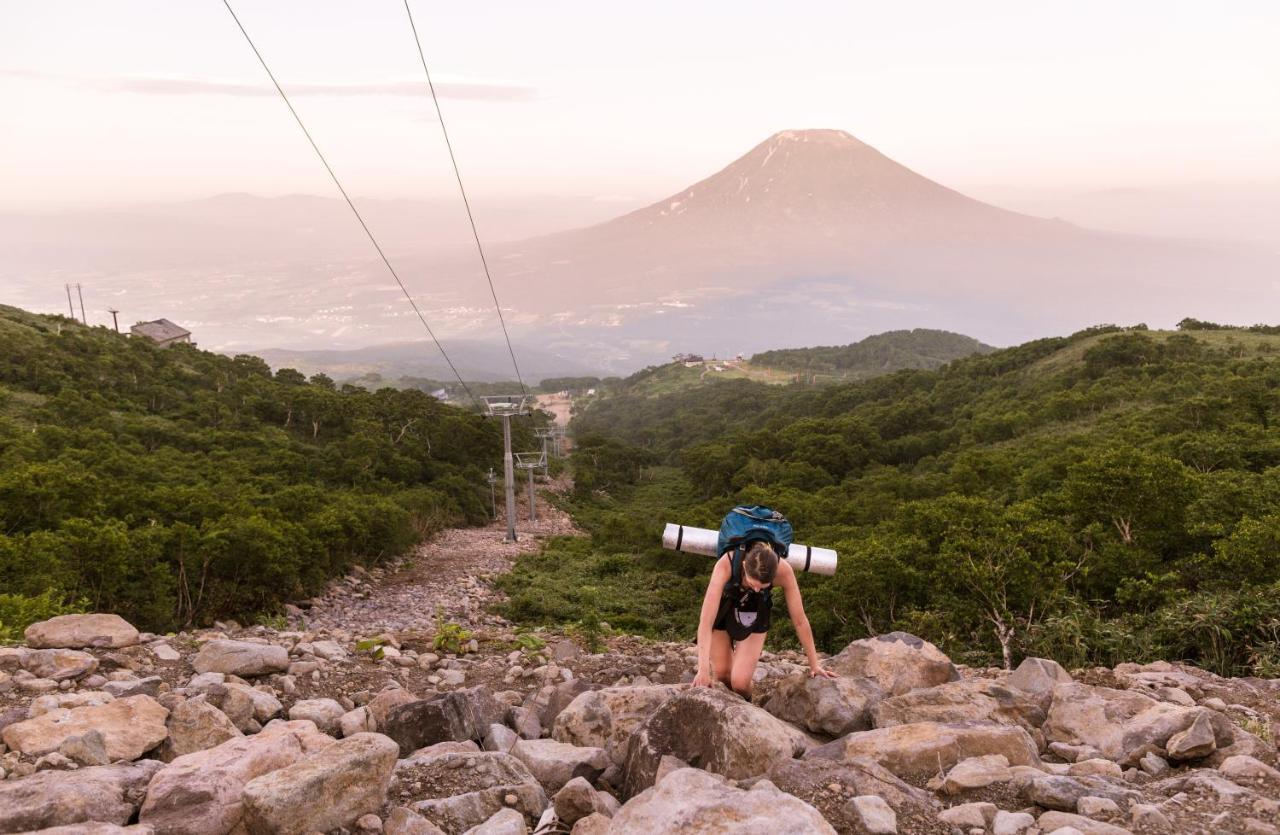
xmin=304 ymin=477 xmax=580 ymax=636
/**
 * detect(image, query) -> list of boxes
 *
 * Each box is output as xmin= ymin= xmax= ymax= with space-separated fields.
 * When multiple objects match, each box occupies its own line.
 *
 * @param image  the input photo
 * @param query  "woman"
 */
xmin=692 ymin=539 xmax=836 ymax=698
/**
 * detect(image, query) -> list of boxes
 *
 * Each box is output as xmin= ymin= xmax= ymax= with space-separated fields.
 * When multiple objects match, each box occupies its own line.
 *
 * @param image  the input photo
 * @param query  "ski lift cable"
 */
xmin=218 ymin=0 xmax=479 ymax=408
xmin=402 ymin=0 xmax=528 ymax=396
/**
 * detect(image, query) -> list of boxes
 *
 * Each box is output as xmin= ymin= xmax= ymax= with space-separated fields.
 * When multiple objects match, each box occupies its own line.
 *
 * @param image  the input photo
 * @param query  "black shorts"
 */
xmin=713 ymin=596 xmax=771 ymax=642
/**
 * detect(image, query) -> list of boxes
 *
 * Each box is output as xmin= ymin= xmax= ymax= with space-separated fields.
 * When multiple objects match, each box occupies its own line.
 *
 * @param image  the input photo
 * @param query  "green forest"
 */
xmin=500 ymin=322 xmax=1280 ymax=677
xmin=0 ymin=305 xmax=538 ymax=637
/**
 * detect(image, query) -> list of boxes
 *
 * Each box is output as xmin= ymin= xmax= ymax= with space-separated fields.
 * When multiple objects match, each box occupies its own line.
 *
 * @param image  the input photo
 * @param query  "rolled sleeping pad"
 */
xmin=661 ymin=523 xmax=837 ymax=576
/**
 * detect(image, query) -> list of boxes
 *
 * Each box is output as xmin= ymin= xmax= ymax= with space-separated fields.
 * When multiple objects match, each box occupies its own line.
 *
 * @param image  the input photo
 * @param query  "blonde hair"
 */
xmin=743 ymin=541 xmax=779 ymax=584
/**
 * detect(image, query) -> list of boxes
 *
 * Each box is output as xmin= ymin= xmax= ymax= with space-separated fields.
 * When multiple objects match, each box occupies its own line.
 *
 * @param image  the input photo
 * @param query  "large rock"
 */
xmin=804 ymin=721 xmax=1039 ymax=779
xmin=1007 ymin=657 xmax=1073 ymax=698
xmin=0 ymin=760 xmax=163 ymax=833
xmin=158 ymin=695 xmax=243 ymax=761
xmin=2 ymin=695 xmax=169 ymax=761
xmin=192 ymin=640 xmax=289 ymax=677
xmin=827 ymin=632 xmax=959 ymax=696
xmin=28 ymin=690 xmax=115 ymax=718
xmin=397 ymin=750 xmax=548 ymax=833
xmin=139 ymin=719 xmax=332 ymax=835
xmin=1043 ymin=683 xmax=1233 ymax=765
xmin=871 ymin=678 xmax=1045 ymax=734
xmin=288 ymin=698 xmax=346 ymax=736
xmin=763 ymin=673 xmax=884 ymax=737
xmin=368 ymin=688 xmax=419 ymax=730
xmin=510 ymin=738 xmax=609 ymax=793
xmin=552 ymin=684 xmax=681 ymax=766
xmin=241 ymin=732 xmax=398 ymax=835
xmin=22 ymin=649 xmax=99 ymax=681
xmin=622 ymin=686 xmax=809 ymax=798
xmin=24 ymin=614 xmax=140 ymax=649
xmin=523 ymin=679 xmax=597 ymax=730
xmin=611 ymin=767 xmax=836 ymax=833
xmin=1021 ymin=773 xmax=1141 ymax=812
xmin=767 ymin=756 xmax=938 ymax=829
xmin=384 ymin=807 xmax=447 ymax=835
xmin=383 ymin=686 xmax=506 ymax=756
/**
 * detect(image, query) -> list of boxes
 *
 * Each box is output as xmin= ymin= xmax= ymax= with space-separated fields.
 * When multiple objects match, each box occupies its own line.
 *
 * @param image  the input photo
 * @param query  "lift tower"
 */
xmin=483 ymin=395 xmax=532 ymax=542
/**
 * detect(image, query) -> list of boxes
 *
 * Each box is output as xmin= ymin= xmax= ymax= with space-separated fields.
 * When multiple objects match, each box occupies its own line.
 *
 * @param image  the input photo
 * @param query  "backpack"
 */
xmin=716 ymin=505 xmax=793 ymax=589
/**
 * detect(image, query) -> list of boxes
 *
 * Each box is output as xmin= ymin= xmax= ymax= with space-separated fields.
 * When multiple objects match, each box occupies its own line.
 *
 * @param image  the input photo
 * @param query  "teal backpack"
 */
xmin=716 ymin=505 xmax=793 ymax=559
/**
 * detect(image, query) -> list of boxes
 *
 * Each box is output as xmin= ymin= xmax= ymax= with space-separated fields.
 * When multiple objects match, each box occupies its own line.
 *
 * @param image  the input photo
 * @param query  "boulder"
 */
xmin=847 ymin=795 xmax=897 ymax=835
xmin=192 ymin=641 xmax=289 ymax=677
xmin=524 ymin=679 xmax=597 ymax=730
xmin=384 ymin=807 xmax=447 ymax=835
xmin=340 ymin=706 xmax=375 ymax=737
xmin=287 ymin=698 xmax=346 ymax=736
xmin=1037 ymin=811 xmax=1133 ymax=835
xmin=28 ymin=691 xmax=115 ymax=718
xmin=59 ymin=728 xmax=110 ymax=766
xmin=552 ymin=684 xmax=681 ymax=766
xmin=158 ymin=695 xmax=242 ymax=762
xmin=1007 ymin=657 xmax=1073 ymax=697
xmin=767 ymin=757 xmax=937 ymax=826
xmin=938 ymin=802 xmax=997 ymax=829
xmin=241 ymin=733 xmax=399 ymax=835
xmin=24 ymin=614 xmax=140 ymax=650
xmin=2 ymin=695 xmax=169 ymax=761
xmin=139 ymin=719 xmax=332 ymax=835
xmin=941 ymin=754 xmax=1012 ymax=794
xmin=1165 ymin=710 xmax=1217 ymax=761
xmin=397 ymin=750 xmax=548 ymax=833
xmin=0 ymin=760 xmax=164 ymax=832
xmin=368 ymin=688 xmax=419 ymax=730
xmin=1022 ymin=774 xmax=1141 ymax=812
xmin=804 ymin=721 xmax=1039 ymax=780
xmin=622 ymin=686 xmax=809 ymax=798
xmin=510 ymin=738 xmax=609 ymax=793
xmin=383 ymin=687 xmax=506 ymax=756
xmin=871 ymin=678 xmax=1044 ymax=734
xmin=18 ymin=825 xmax=155 ymax=835
xmin=763 ymin=673 xmax=884 ymax=737
xmin=1043 ymin=684 xmax=1233 ymax=765
xmin=461 ymin=808 xmax=526 ymax=835
xmin=827 ymin=632 xmax=958 ymax=697
xmin=992 ymin=810 xmax=1036 ymax=835
xmin=22 ymin=649 xmax=99 ymax=681
xmin=610 ymin=767 xmax=836 ymax=833
xmin=1219 ymin=754 xmax=1280 ymax=782
xmin=552 ymin=776 xmax=614 ymax=825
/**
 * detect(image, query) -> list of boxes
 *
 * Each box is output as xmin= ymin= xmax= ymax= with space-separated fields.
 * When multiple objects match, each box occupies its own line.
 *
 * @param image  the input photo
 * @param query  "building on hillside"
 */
xmin=130 ymin=319 xmax=192 ymax=348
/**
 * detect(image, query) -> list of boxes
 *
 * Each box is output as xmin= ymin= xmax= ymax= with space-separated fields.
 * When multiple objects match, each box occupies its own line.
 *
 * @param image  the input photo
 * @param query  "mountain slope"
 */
xmin=750 ymin=328 xmax=995 ymax=375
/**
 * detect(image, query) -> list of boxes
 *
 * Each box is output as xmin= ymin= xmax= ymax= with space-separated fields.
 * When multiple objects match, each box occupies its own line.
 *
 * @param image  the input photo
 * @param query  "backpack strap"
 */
xmin=729 ymin=544 xmax=745 ymax=589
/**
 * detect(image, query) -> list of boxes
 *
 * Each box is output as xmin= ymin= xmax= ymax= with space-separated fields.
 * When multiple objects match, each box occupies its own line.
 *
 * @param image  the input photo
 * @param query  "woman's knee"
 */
xmin=729 ymin=669 xmax=754 ymax=696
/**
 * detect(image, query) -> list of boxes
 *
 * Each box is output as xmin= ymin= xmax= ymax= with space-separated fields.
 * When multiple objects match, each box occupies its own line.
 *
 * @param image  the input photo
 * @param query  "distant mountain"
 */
xmin=4 ymin=130 xmax=1276 ymax=369
xmin=750 ymin=329 xmax=995 ymax=376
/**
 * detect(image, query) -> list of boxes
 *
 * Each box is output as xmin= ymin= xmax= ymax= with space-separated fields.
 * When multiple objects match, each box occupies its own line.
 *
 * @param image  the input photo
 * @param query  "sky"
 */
xmin=3 ymin=0 xmax=1279 ymax=214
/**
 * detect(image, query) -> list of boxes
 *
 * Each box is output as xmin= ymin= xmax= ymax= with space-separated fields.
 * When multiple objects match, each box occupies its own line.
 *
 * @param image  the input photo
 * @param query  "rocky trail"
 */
xmin=1 ymin=481 xmax=1278 ymax=835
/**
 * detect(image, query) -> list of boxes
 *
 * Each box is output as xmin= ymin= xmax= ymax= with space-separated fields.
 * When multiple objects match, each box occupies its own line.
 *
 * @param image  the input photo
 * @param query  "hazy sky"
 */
xmin=3 ymin=1 xmax=1278 ymax=212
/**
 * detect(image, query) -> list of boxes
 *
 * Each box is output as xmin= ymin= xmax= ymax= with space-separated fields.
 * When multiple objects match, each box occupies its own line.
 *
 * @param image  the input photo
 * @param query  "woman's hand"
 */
xmin=692 ymin=667 xmax=714 ymax=687
xmin=809 ymin=664 xmax=838 ymax=679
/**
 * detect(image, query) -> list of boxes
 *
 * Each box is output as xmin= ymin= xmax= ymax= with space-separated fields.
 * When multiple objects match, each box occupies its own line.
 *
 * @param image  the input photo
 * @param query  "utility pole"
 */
xmin=64 ymin=284 xmax=75 ymax=319
xmin=483 ymin=395 xmax=532 ymax=542
xmin=75 ymin=284 xmax=87 ymax=325
xmin=107 ymin=308 xmax=120 ymax=333
xmin=486 ymin=468 xmax=498 ymax=520
xmin=535 ymin=429 xmax=553 ymax=478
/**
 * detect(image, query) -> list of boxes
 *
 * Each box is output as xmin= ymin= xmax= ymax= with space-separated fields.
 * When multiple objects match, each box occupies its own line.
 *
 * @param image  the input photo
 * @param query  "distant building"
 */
xmin=130 ymin=319 xmax=192 ymax=348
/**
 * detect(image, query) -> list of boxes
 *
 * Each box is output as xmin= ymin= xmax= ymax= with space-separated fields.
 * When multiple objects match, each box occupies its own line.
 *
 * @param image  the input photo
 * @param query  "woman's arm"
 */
xmin=778 ymin=561 xmax=837 ymax=677
xmin=694 ymin=558 xmax=730 ymax=686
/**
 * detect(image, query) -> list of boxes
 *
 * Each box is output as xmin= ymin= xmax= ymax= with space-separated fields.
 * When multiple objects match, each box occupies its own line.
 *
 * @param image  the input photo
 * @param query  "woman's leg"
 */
xmin=728 ymin=631 xmax=767 ymax=699
xmin=709 ymin=630 xmax=734 ymax=687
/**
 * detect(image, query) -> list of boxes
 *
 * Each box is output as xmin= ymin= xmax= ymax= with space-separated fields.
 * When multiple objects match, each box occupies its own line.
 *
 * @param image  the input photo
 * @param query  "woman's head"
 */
xmin=742 ymin=540 xmax=779 ymax=589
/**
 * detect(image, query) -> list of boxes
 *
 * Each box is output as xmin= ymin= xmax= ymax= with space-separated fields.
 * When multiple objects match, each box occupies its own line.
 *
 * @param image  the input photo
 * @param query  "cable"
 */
xmin=219 ymin=0 xmax=479 ymax=408
xmin=403 ymin=0 xmax=528 ymax=396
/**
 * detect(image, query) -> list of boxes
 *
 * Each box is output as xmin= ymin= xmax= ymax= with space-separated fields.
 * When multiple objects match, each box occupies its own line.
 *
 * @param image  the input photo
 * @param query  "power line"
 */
xmin=218 ymin=0 xmax=479 ymax=407
xmin=403 ymin=0 xmax=527 ymax=396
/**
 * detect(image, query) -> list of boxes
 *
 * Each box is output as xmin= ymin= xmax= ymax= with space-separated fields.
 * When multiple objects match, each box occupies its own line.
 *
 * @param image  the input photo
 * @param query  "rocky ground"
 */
xmin=1 ymin=483 xmax=1278 ymax=834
